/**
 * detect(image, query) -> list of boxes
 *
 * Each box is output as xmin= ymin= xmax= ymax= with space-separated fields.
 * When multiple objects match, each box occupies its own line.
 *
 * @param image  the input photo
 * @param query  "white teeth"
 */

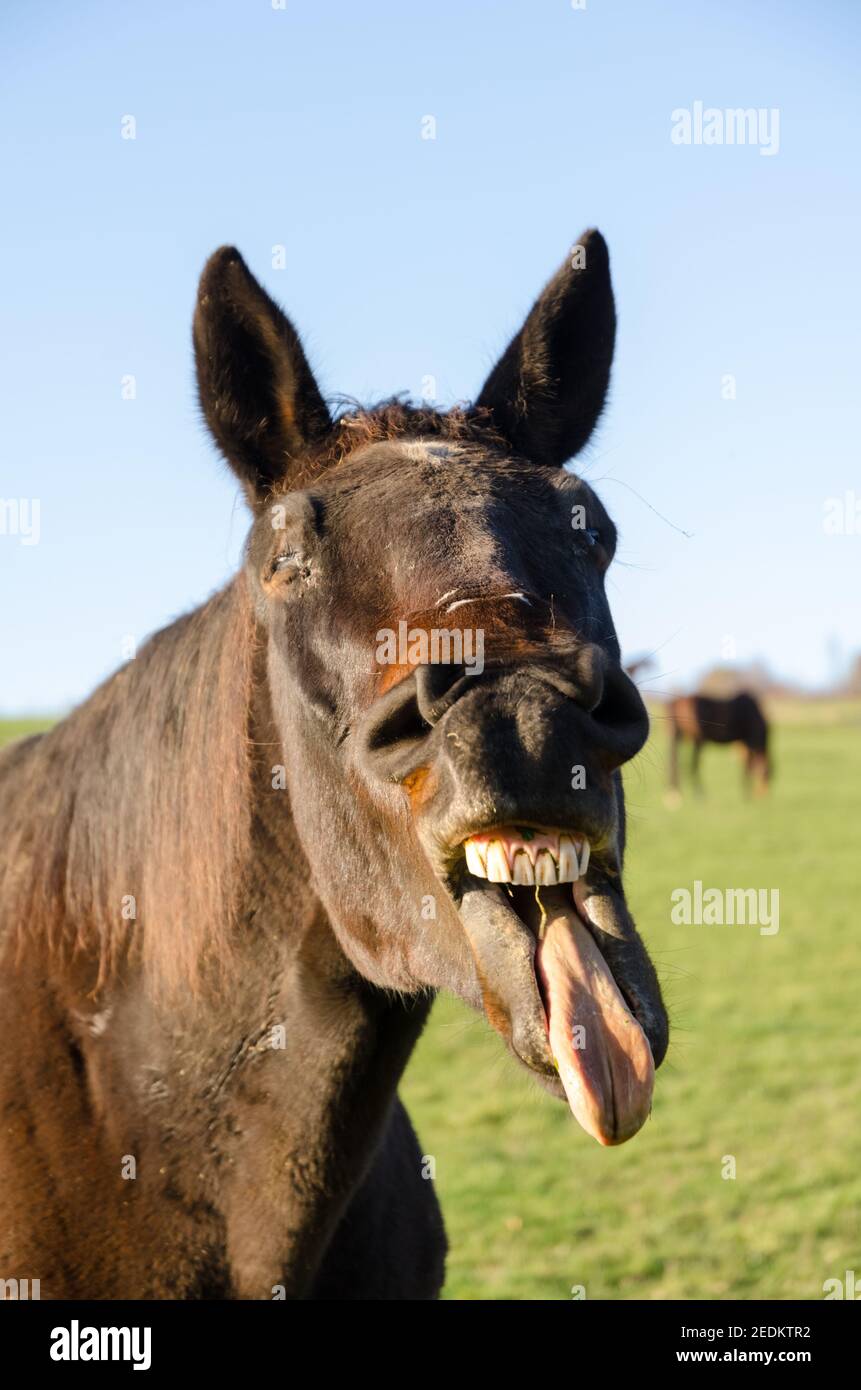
xmin=577 ymin=838 xmax=590 ymax=877
xmin=464 ymin=840 xmax=487 ymax=877
xmin=534 ymin=850 xmax=558 ymax=886
xmin=511 ymin=851 xmax=534 ymax=885
xmin=463 ymin=832 xmax=591 ymax=885
xmin=557 ymin=835 xmax=577 ymax=882
xmin=558 ymin=835 xmax=582 ymax=883
xmin=485 ymin=841 xmax=512 ymax=883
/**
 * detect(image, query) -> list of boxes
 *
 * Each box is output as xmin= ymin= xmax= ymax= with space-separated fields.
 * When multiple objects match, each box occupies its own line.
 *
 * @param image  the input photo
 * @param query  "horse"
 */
xmin=667 ymin=691 xmax=772 ymax=798
xmin=0 ymin=231 xmax=668 ymax=1299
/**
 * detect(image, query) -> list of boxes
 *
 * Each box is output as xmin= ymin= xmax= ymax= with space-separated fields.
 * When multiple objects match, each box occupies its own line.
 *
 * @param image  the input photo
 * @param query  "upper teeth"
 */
xmin=463 ymin=831 xmax=590 ymax=885
xmin=484 ymin=841 xmax=510 ymax=882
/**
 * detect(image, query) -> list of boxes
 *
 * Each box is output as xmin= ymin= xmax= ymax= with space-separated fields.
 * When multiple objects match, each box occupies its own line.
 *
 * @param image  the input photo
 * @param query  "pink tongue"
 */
xmin=535 ymin=897 xmax=654 ymax=1145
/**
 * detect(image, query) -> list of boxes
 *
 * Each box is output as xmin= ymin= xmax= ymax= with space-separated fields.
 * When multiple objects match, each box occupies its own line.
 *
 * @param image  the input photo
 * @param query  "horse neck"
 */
xmin=240 ymin=638 xmax=433 ymax=1062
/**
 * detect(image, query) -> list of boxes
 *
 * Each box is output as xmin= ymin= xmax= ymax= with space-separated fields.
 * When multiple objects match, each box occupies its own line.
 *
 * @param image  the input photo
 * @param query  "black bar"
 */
xmin=2 ymin=1297 xmax=856 ymax=1374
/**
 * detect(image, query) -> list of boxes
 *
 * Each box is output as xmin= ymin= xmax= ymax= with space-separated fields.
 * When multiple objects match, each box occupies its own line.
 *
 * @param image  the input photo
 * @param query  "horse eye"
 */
xmin=268 ymin=549 xmax=313 ymax=587
xmin=584 ymin=528 xmax=601 ymax=547
xmin=272 ymin=551 xmax=298 ymax=572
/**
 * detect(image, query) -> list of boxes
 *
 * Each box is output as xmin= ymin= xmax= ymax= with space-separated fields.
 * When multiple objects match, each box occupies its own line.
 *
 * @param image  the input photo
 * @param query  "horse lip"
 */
xmin=453 ymin=873 xmax=559 ymax=1082
xmin=447 ymin=865 xmax=667 ymax=1079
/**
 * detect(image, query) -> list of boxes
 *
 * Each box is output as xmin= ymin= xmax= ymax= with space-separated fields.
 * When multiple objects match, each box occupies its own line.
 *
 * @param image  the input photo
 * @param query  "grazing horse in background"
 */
xmin=668 ymin=692 xmax=771 ymax=797
xmin=0 ymin=231 xmax=668 ymax=1299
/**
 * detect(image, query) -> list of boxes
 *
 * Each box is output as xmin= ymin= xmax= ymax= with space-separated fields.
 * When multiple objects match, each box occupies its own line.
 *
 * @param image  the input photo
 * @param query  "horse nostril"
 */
xmin=360 ymin=664 xmax=481 ymax=784
xmin=362 ymin=675 xmax=426 ymax=759
xmin=541 ymin=645 xmax=606 ymax=712
xmin=542 ymin=645 xmax=648 ymax=767
xmin=589 ymin=662 xmax=650 ymax=767
xmin=572 ymin=644 xmax=605 ymax=713
xmin=414 ymin=663 xmax=473 ymax=725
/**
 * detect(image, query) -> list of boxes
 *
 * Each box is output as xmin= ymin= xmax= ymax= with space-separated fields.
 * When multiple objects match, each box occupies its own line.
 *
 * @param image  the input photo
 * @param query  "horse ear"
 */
xmin=475 ymin=229 xmax=616 ymax=467
xmin=193 ymin=247 xmax=331 ymax=501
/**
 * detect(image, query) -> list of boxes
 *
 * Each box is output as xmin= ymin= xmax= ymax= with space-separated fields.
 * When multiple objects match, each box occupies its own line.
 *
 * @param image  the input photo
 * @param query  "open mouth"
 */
xmin=451 ymin=825 xmax=662 ymax=1147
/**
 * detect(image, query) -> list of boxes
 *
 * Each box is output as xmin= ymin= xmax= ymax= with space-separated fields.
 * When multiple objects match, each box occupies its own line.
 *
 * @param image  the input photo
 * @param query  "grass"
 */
xmin=2 ymin=705 xmax=859 ymax=1300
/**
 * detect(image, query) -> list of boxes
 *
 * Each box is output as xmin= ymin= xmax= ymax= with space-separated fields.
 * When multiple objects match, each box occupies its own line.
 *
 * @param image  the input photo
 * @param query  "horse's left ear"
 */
xmin=475 ymin=229 xmax=616 ymax=467
xmin=193 ymin=247 xmax=331 ymax=502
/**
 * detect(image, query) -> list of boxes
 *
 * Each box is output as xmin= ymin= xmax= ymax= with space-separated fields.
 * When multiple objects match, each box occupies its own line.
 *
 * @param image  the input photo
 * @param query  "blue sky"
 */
xmin=1 ymin=0 xmax=859 ymax=712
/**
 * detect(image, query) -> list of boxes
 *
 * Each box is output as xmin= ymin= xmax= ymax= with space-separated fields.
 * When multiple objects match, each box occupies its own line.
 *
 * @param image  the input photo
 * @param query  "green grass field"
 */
xmin=2 ymin=705 xmax=859 ymax=1300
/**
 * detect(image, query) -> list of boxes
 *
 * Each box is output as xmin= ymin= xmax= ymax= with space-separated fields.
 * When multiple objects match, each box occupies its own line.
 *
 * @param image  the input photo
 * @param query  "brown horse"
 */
xmin=667 ymin=692 xmax=771 ymax=797
xmin=0 ymin=232 xmax=668 ymax=1299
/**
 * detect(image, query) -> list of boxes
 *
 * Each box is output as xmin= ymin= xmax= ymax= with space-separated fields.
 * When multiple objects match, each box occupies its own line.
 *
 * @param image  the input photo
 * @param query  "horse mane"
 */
xmin=298 ymin=398 xmax=508 ymax=478
xmin=3 ymin=576 xmax=255 ymax=1000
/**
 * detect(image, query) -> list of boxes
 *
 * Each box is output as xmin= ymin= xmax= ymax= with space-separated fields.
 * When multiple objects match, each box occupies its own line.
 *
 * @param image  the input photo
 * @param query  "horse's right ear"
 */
xmin=193 ymin=248 xmax=331 ymax=502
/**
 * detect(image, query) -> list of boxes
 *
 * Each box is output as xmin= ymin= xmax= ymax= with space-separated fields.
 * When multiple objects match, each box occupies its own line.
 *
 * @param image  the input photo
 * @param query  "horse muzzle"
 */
xmin=357 ymin=657 xmax=668 ymax=1145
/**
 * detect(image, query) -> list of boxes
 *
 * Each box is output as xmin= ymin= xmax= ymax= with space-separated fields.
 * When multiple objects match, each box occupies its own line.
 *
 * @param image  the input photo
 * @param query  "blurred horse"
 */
xmin=667 ymin=692 xmax=771 ymax=798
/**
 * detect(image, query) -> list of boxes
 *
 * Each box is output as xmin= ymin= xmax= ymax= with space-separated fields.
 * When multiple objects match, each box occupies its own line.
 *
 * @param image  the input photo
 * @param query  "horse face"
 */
xmin=194 ymin=236 xmax=668 ymax=1146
